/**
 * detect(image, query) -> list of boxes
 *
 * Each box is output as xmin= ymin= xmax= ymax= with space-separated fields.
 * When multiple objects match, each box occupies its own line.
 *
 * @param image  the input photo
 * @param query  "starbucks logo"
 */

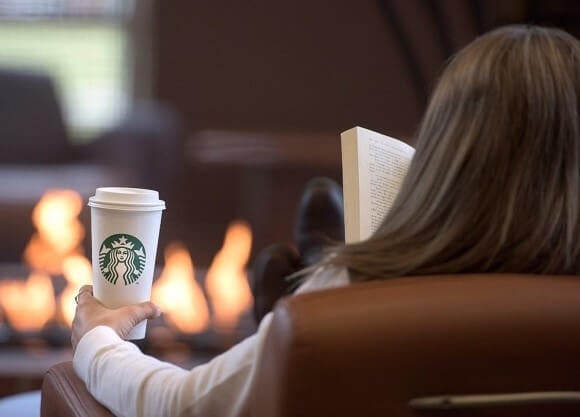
xmin=98 ymin=234 xmax=146 ymax=285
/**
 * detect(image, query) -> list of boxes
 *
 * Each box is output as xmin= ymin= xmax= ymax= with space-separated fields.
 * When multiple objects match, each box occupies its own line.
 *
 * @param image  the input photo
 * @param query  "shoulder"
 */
xmin=294 ymin=266 xmax=350 ymax=295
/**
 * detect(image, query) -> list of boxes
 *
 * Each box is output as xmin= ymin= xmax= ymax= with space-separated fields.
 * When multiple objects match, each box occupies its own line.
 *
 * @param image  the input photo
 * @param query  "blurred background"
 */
xmin=0 ymin=0 xmax=578 ymax=399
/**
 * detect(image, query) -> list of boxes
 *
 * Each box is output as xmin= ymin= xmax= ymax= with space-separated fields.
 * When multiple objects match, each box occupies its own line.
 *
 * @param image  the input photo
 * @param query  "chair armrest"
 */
xmin=41 ymin=361 xmax=114 ymax=417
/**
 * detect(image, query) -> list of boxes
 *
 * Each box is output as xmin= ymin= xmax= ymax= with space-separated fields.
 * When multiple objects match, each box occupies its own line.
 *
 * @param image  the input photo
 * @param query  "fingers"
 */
xmin=71 ymin=296 xmax=162 ymax=343
xmin=79 ymin=285 xmax=93 ymax=294
xmin=121 ymin=301 xmax=161 ymax=326
xmin=77 ymin=285 xmax=93 ymax=303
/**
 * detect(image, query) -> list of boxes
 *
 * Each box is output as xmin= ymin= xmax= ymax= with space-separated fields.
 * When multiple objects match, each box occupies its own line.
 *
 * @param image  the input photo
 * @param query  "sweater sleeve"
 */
xmin=72 ymin=267 xmax=349 ymax=417
xmin=73 ymin=313 xmax=273 ymax=417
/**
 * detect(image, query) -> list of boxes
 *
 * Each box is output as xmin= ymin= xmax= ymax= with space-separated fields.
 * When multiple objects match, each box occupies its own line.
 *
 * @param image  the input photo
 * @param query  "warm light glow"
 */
xmin=205 ymin=221 xmax=253 ymax=329
xmin=152 ymin=243 xmax=210 ymax=333
xmin=0 ymin=187 xmax=257 ymax=337
xmin=24 ymin=190 xmax=85 ymax=274
xmin=0 ymin=272 xmax=56 ymax=331
xmin=0 ymin=189 xmax=88 ymax=332
xmin=60 ymin=255 xmax=93 ymax=326
xmin=23 ymin=235 xmax=81 ymax=276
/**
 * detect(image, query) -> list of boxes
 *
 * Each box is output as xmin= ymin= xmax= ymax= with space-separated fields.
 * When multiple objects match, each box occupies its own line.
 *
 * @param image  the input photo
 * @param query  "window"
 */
xmin=0 ymin=0 xmax=135 ymax=141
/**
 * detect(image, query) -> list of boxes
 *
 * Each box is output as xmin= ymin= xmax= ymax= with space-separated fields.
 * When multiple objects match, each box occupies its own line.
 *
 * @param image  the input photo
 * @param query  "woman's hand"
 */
xmin=71 ymin=285 xmax=161 ymax=352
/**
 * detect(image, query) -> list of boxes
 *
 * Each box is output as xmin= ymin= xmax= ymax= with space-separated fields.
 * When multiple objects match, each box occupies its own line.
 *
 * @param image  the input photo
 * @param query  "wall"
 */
xmin=149 ymin=0 xmax=488 ymax=264
xmin=153 ymin=0 xmax=480 ymax=137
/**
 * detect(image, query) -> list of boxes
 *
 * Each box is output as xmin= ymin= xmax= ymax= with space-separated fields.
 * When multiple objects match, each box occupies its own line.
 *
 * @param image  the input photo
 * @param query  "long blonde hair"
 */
xmin=325 ymin=25 xmax=580 ymax=281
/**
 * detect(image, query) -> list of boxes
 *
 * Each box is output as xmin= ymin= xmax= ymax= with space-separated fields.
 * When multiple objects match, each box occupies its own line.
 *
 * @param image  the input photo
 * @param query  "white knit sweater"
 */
xmin=73 ymin=267 xmax=349 ymax=417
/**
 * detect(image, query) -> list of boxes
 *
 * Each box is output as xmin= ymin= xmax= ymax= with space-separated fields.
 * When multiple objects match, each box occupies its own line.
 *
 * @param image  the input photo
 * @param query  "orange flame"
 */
xmin=24 ymin=190 xmax=85 ymax=274
xmin=152 ymin=243 xmax=210 ymax=333
xmin=0 ymin=188 xmax=257 ymax=336
xmin=0 ymin=272 xmax=56 ymax=331
xmin=16 ymin=189 xmax=88 ymax=329
xmin=60 ymin=255 xmax=93 ymax=326
xmin=205 ymin=221 xmax=253 ymax=329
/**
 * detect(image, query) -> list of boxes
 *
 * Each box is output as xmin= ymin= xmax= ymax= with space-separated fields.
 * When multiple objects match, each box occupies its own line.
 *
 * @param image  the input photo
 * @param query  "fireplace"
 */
xmin=0 ymin=189 xmax=257 ymax=396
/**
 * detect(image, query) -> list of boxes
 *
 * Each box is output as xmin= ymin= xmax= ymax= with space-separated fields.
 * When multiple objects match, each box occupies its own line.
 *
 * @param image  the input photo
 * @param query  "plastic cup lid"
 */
xmin=88 ymin=187 xmax=166 ymax=211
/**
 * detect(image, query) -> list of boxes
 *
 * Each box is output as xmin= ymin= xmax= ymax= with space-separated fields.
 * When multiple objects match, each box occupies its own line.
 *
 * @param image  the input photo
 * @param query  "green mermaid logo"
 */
xmin=99 ymin=234 xmax=146 ymax=285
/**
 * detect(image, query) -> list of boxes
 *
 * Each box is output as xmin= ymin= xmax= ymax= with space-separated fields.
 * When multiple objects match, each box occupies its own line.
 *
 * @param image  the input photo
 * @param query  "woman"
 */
xmin=71 ymin=25 xmax=580 ymax=417
xmin=322 ymin=24 xmax=580 ymax=280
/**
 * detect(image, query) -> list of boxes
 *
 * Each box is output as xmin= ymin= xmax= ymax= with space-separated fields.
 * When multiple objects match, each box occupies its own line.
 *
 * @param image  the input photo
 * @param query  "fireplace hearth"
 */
xmin=0 ymin=264 xmax=256 ymax=399
xmin=0 ymin=189 xmax=258 ymax=398
xmin=0 ymin=264 xmax=256 ymax=350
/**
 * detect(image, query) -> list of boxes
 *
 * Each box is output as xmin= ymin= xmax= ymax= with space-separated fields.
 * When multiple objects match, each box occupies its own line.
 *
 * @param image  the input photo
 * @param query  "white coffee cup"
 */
xmin=88 ymin=187 xmax=166 ymax=339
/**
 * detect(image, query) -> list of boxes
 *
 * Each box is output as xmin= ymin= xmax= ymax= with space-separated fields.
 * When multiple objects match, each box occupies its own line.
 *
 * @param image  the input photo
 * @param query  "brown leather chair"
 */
xmin=42 ymin=274 xmax=580 ymax=416
xmin=41 ymin=362 xmax=113 ymax=417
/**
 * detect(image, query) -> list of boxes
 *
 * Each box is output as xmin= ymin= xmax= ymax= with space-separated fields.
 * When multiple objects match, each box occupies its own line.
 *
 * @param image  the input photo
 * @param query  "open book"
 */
xmin=341 ymin=126 xmax=415 ymax=243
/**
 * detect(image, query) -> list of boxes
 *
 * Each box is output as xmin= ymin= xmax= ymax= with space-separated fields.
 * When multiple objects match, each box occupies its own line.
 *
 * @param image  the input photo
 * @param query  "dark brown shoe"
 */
xmin=250 ymin=177 xmax=344 ymax=324
xmin=251 ymin=243 xmax=301 ymax=323
xmin=294 ymin=177 xmax=344 ymax=266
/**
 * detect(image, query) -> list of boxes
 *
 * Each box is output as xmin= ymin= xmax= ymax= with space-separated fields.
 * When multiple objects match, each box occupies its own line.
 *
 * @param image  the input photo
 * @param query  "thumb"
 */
xmin=122 ymin=301 xmax=162 ymax=326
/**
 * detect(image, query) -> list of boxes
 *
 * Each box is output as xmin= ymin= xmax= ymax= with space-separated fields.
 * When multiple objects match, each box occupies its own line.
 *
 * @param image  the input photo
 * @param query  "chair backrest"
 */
xmin=0 ymin=68 xmax=73 ymax=164
xmin=251 ymin=274 xmax=580 ymax=417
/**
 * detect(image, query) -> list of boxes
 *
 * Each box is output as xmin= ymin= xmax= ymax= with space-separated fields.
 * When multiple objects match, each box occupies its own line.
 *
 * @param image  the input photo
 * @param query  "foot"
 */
xmin=251 ymin=243 xmax=301 ymax=323
xmin=250 ymin=177 xmax=345 ymax=324
xmin=294 ymin=177 xmax=344 ymax=266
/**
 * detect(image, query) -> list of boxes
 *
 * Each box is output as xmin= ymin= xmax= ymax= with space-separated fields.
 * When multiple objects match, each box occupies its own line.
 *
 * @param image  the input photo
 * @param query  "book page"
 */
xmin=364 ymin=135 xmax=414 ymax=234
xmin=341 ymin=127 xmax=414 ymax=242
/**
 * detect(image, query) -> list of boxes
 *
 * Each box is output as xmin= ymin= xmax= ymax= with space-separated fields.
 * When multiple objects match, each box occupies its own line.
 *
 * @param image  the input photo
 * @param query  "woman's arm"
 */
xmin=73 ymin=317 xmax=272 ymax=417
xmin=70 ymin=267 xmax=348 ymax=417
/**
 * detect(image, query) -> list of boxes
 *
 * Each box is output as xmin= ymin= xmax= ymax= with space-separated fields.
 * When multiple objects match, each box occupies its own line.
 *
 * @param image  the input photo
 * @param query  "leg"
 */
xmin=251 ymin=177 xmax=344 ymax=323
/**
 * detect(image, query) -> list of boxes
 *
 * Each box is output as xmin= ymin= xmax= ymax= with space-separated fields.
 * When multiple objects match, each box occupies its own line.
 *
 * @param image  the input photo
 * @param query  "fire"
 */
xmin=2 ymin=189 xmax=91 ymax=331
xmin=0 ymin=187 xmax=256 ymax=336
xmin=23 ymin=190 xmax=91 ymax=328
xmin=152 ymin=243 xmax=210 ymax=333
xmin=0 ymin=272 xmax=56 ymax=332
xmin=205 ymin=221 xmax=253 ymax=329
xmin=24 ymin=190 xmax=85 ymax=274
xmin=60 ymin=255 xmax=93 ymax=326
xmin=151 ymin=223 xmax=254 ymax=334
